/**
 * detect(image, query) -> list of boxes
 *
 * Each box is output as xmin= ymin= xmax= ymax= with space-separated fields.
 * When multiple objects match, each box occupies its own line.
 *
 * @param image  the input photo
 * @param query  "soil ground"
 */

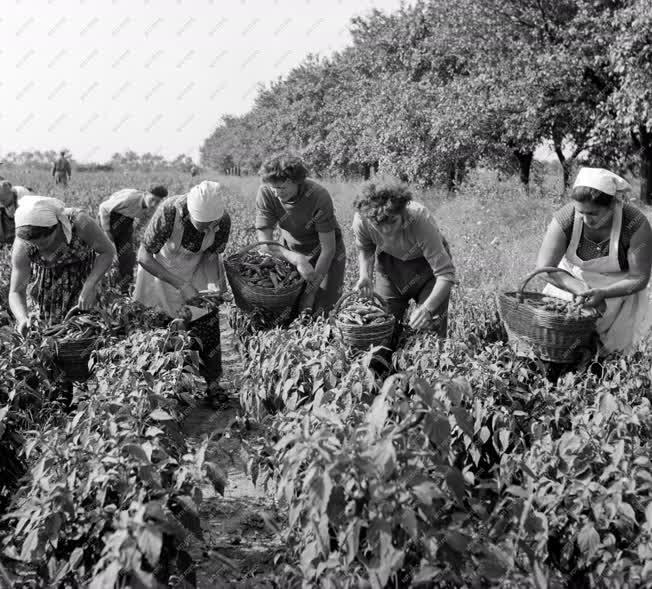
xmin=181 ymin=310 xmax=285 ymax=588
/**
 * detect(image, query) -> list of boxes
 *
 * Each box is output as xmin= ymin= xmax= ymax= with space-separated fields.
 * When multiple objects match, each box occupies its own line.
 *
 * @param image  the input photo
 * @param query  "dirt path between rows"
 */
xmin=181 ymin=311 xmax=283 ymax=588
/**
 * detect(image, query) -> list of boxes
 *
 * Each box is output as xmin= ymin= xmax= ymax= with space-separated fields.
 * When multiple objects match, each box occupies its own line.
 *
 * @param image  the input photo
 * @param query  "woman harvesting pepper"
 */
xmin=255 ymin=154 xmax=346 ymax=317
xmin=352 ymin=181 xmax=456 ymax=360
xmin=536 ymin=167 xmax=652 ymax=356
xmin=134 ymin=181 xmax=231 ymax=406
xmin=9 ymin=195 xmax=116 ymax=335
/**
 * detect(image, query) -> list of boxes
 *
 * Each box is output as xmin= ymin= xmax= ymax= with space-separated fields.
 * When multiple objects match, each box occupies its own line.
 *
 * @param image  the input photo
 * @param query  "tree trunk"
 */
xmin=362 ymin=163 xmax=371 ymax=181
xmin=639 ymin=125 xmax=652 ymax=204
xmin=514 ymin=149 xmax=533 ymax=188
xmin=552 ymin=133 xmax=571 ymax=190
xmin=446 ymin=163 xmax=456 ymax=192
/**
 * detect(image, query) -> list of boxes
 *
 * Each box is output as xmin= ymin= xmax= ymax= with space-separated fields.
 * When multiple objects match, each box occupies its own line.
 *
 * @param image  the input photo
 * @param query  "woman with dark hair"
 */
xmin=8 ymin=195 xmax=116 ymax=335
xmin=255 ymin=155 xmax=346 ymax=316
xmin=537 ymin=167 xmax=652 ymax=354
xmin=352 ymin=181 xmax=456 ymax=347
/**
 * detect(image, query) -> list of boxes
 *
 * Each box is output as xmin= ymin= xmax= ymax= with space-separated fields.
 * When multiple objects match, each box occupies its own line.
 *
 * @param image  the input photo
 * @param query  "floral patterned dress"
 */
xmin=26 ymin=209 xmax=95 ymax=325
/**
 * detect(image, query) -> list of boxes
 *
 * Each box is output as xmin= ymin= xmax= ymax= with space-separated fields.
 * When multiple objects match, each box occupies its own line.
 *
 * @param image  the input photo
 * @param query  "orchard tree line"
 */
xmin=1 ymin=151 xmax=197 ymax=173
xmin=200 ymin=0 xmax=652 ymax=201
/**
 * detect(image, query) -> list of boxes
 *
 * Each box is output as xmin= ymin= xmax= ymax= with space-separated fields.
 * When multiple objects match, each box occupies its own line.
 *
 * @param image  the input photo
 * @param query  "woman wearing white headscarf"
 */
xmin=134 ymin=181 xmax=231 ymax=403
xmin=537 ymin=167 xmax=652 ymax=355
xmin=8 ymin=195 xmax=116 ymax=335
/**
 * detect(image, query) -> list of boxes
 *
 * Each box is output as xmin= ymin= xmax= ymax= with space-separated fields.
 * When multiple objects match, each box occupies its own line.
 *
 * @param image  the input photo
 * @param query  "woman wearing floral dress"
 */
xmin=9 ymin=195 xmax=115 ymax=335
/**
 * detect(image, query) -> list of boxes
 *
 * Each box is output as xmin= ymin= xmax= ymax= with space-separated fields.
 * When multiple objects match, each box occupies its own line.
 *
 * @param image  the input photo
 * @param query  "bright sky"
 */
xmin=0 ymin=0 xmax=408 ymax=163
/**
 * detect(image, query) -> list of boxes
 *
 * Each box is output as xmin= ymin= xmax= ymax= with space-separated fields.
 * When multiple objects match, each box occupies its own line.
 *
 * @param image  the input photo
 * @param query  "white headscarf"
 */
xmin=15 ymin=195 xmax=73 ymax=242
xmin=573 ymin=167 xmax=632 ymax=200
xmin=187 ymin=180 xmax=226 ymax=223
xmin=186 ymin=181 xmax=225 ymax=222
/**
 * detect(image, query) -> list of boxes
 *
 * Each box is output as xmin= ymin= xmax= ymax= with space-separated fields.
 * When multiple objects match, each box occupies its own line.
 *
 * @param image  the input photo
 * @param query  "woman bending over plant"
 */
xmin=537 ymin=167 xmax=652 ymax=355
xmin=352 ymin=180 xmax=456 ymax=360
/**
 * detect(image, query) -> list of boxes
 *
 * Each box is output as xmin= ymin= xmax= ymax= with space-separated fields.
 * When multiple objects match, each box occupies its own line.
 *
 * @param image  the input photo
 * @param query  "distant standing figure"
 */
xmin=52 ymin=151 xmax=71 ymax=186
xmin=98 ymin=185 xmax=168 ymax=292
xmin=190 ymin=165 xmax=199 ymax=177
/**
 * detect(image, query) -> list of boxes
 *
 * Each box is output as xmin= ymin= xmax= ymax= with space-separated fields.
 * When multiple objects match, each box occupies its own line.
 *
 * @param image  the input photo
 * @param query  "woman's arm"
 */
xmin=256 ymin=228 xmax=317 ymax=283
xmin=9 ymin=240 xmax=32 ymax=331
xmin=578 ymin=220 xmax=652 ymax=307
xmin=313 ymin=230 xmax=337 ymax=287
xmin=137 ymin=245 xmax=184 ymax=290
xmin=355 ymin=249 xmax=375 ymax=299
xmin=75 ymin=213 xmax=116 ymax=309
xmin=536 ymin=219 xmax=587 ymax=295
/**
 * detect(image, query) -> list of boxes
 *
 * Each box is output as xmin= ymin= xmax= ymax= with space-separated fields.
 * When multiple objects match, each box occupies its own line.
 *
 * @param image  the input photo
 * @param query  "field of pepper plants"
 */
xmin=1 ymin=166 xmax=652 ymax=588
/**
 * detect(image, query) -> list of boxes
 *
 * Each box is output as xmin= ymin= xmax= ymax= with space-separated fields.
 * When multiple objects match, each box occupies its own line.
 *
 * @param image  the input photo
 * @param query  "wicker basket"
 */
xmin=497 ymin=267 xmax=599 ymax=363
xmin=47 ymin=306 xmax=99 ymax=381
xmin=332 ymin=292 xmax=395 ymax=349
xmin=54 ymin=337 xmax=97 ymax=380
xmin=224 ymin=241 xmax=305 ymax=317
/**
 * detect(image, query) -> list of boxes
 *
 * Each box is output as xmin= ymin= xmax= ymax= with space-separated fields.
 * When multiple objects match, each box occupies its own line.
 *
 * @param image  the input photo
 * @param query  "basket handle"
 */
xmin=63 ymin=305 xmax=85 ymax=322
xmin=332 ymin=291 xmax=389 ymax=316
xmin=518 ymin=267 xmax=583 ymax=300
xmin=233 ymin=240 xmax=293 ymax=258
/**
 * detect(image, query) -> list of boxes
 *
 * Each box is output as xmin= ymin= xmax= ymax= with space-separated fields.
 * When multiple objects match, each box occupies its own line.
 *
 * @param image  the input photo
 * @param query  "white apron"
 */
xmin=133 ymin=201 xmax=226 ymax=321
xmin=543 ymin=201 xmax=652 ymax=354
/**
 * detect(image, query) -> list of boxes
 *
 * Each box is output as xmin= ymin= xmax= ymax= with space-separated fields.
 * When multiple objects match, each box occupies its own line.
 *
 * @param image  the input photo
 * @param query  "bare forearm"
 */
xmin=314 ymin=249 xmax=335 ymax=283
xmin=84 ymin=252 xmax=114 ymax=289
xmin=256 ymin=230 xmax=300 ymax=265
xmin=600 ymin=275 xmax=649 ymax=299
xmin=423 ymin=279 xmax=453 ymax=314
xmin=543 ymin=273 xmax=586 ymax=296
xmin=9 ymin=292 xmax=29 ymax=324
xmin=358 ymin=250 xmax=375 ymax=279
xmin=138 ymin=250 xmax=184 ymax=289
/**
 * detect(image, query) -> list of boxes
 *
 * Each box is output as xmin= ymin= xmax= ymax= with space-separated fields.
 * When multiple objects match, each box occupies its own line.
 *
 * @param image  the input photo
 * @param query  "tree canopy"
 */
xmin=200 ymin=0 xmax=652 ymax=200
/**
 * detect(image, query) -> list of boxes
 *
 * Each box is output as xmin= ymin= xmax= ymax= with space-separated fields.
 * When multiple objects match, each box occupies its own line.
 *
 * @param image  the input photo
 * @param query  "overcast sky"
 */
xmin=1 ymin=0 xmax=408 ymax=163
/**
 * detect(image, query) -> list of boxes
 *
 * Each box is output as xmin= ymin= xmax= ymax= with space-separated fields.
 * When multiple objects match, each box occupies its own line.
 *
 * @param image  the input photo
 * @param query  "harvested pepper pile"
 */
xmin=336 ymin=298 xmax=394 ymax=326
xmin=530 ymin=296 xmax=595 ymax=318
xmin=33 ymin=300 xmax=171 ymax=342
xmin=235 ymin=252 xmax=302 ymax=289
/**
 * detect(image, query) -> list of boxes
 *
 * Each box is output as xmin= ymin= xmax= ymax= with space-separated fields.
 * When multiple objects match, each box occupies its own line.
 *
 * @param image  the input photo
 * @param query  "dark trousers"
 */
xmin=109 ymin=212 xmax=136 ymax=293
xmin=370 ymin=253 xmax=450 ymax=377
xmin=187 ymin=310 xmax=222 ymax=388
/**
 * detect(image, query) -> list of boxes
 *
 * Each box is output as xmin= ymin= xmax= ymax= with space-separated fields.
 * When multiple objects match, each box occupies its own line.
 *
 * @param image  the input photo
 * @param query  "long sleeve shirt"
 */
xmin=98 ymin=189 xmax=148 ymax=230
xmin=352 ymin=201 xmax=456 ymax=283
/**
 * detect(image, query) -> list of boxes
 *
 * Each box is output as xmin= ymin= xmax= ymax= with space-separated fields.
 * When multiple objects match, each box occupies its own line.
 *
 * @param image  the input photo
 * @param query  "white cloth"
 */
xmin=186 ymin=181 xmax=225 ymax=222
xmin=14 ymin=195 xmax=73 ymax=242
xmin=543 ymin=200 xmax=652 ymax=354
xmin=12 ymin=186 xmax=32 ymax=199
xmin=573 ymin=167 xmax=631 ymax=199
xmin=98 ymin=189 xmax=147 ymax=230
xmin=133 ymin=199 xmax=223 ymax=321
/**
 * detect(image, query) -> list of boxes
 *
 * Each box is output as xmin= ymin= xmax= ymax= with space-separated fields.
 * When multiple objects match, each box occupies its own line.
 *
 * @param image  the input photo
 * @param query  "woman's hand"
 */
xmin=294 ymin=256 xmax=318 ymax=284
xmin=409 ymin=305 xmax=433 ymax=330
xmin=355 ymin=276 xmax=373 ymax=299
xmin=576 ymin=288 xmax=607 ymax=309
xmin=78 ymin=283 xmax=98 ymax=310
xmin=180 ymin=282 xmax=200 ymax=302
xmin=16 ymin=316 xmax=32 ymax=337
